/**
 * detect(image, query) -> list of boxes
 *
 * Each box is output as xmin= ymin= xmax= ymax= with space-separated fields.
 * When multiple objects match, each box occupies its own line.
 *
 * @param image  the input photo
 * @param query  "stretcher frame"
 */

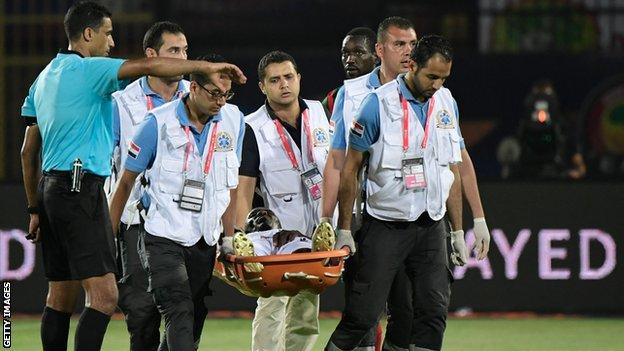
xmin=214 ymin=249 xmax=349 ymax=298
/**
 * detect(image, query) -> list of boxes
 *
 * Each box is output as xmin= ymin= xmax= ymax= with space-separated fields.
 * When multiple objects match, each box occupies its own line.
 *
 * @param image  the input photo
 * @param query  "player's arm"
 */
xmin=118 ymin=58 xmax=247 ymax=87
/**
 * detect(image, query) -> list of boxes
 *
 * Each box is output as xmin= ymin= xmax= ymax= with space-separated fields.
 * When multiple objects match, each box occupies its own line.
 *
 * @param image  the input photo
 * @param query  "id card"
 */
xmin=301 ymin=167 xmax=323 ymax=201
xmin=402 ymin=157 xmax=426 ymax=190
xmin=179 ymin=179 xmax=205 ymax=212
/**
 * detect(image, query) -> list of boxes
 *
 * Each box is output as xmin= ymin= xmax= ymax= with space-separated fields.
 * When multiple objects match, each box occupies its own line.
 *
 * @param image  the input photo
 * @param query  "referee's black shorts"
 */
xmin=38 ymin=171 xmax=117 ymax=281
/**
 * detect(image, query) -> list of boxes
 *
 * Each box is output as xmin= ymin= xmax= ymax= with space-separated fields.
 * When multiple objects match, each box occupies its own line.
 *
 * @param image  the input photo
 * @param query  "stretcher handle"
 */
xmin=226 ymin=248 xmax=349 ymax=263
xmin=283 ymin=272 xmax=320 ymax=280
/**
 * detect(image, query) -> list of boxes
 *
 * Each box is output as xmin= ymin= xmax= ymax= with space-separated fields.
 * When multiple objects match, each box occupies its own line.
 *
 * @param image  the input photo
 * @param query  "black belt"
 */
xmin=43 ymin=170 xmax=106 ymax=182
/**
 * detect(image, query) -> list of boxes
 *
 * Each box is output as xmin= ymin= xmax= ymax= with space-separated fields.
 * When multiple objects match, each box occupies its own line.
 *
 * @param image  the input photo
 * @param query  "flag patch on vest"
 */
xmin=215 ymin=131 xmax=233 ymax=151
xmin=350 ymin=121 xmax=365 ymax=138
xmin=329 ymin=120 xmax=335 ymax=135
xmin=436 ymin=110 xmax=455 ymax=129
xmin=128 ymin=141 xmax=141 ymax=159
xmin=313 ymin=128 xmax=329 ymax=146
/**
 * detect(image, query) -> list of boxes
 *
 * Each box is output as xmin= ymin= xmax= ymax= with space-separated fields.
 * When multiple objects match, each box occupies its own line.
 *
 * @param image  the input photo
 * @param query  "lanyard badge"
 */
xmin=274 ymin=109 xmax=324 ymax=201
xmin=301 ymin=166 xmax=323 ymax=200
xmin=177 ymin=123 xmax=219 ymax=212
xmin=399 ymin=93 xmax=435 ymax=191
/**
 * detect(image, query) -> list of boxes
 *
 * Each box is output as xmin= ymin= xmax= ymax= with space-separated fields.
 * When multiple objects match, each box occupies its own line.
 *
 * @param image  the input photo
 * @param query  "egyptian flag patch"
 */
xmin=128 ymin=141 xmax=141 ymax=159
xmin=329 ymin=120 xmax=335 ymax=135
xmin=350 ymin=120 xmax=365 ymax=138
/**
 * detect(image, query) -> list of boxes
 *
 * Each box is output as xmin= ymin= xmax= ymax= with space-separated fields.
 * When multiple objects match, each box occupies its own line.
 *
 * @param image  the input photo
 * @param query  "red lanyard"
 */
xmin=182 ymin=122 xmax=219 ymax=175
xmin=146 ymin=95 xmax=154 ymax=111
xmin=400 ymin=94 xmax=435 ymax=151
xmin=273 ymin=109 xmax=315 ymax=171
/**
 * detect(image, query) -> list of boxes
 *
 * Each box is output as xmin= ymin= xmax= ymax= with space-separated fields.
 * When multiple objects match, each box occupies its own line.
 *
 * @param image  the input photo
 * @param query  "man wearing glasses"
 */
xmin=108 ymin=21 xmax=190 ymax=350
xmin=109 ymin=54 xmax=243 ymax=350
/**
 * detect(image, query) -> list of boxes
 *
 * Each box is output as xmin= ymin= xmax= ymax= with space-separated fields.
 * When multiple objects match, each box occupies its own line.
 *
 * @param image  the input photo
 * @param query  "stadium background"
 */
xmin=1 ymin=0 xmax=623 ymax=349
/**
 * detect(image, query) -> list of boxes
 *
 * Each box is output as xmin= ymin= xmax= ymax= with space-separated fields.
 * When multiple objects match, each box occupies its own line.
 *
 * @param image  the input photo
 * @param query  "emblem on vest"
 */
xmin=436 ymin=110 xmax=455 ymax=129
xmin=313 ymin=128 xmax=329 ymax=146
xmin=215 ymin=131 xmax=234 ymax=151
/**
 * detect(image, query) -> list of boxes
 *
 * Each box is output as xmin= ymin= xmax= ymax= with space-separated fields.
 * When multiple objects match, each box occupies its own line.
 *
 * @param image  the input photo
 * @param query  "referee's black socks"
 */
xmin=41 ymin=306 xmax=72 ymax=351
xmin=74 ymin=307 xmax=111 ymax=351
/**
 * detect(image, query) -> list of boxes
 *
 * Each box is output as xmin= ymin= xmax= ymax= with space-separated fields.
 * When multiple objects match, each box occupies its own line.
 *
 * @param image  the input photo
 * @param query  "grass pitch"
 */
xmin=8 ymin=316 xmax=624 ymax=350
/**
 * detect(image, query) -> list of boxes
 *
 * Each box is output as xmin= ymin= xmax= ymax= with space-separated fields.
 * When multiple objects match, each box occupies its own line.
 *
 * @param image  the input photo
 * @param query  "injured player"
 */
xmin=232 ymin=207 xmax=336 ymax=257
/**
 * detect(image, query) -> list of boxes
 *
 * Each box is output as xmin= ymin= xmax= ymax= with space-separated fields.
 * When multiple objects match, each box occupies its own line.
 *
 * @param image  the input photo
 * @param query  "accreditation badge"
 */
xmin=179 ymin=178 xmax=205 ymax=212
xmin=402 ymin=157 xmax=426 ymax=191
xmin=301 ymin=166 xmax=323 ymax=201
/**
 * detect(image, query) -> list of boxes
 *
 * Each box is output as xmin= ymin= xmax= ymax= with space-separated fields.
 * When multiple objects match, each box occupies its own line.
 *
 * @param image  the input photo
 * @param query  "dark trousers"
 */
xmin=139 ymin=228 xmax=216 ymax=351
xmin=117 ymin=224 xmax=161 ymax=351
xmin=329 ymin=214 xmax=451 ymax=351
xmin=343 ymin=229 xmax=378 ymax=348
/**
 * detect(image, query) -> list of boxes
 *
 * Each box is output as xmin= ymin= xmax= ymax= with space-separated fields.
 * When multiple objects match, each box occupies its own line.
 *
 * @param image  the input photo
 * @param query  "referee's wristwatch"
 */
xmin=27 ymin=206 xmax=39 ymax=214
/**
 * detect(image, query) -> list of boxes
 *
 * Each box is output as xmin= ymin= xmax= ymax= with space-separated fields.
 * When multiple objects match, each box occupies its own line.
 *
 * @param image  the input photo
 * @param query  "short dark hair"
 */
xmin=345 ymin=27 xmax=376 ymax=53
xmin=64 ymin=1 xmax=112 ymax=41
xmin=411 ymin=35 xmax=453 ymax=68
xmin=257 ymin=50 xmax=298 ymax=81
xmin=377 ymin=16 xmax=414 ymax=43
xmin=190 ymin=54 xmax=227 ymax=86
xmin=143 ymin=21 xmax=185 ymax=52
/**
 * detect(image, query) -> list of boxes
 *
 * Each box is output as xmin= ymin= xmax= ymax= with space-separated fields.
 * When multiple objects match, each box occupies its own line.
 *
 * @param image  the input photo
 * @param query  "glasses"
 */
xmin=198 ymin=84 xmax=235 ymax=101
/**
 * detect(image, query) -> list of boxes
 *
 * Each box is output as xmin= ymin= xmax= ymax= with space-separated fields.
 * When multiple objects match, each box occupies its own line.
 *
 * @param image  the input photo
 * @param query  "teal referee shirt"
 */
xmin=21 ymin=50 xmax=128 ymax=176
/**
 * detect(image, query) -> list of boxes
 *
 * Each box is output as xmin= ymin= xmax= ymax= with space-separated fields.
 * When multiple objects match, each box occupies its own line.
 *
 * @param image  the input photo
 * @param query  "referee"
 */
xmin=20 ymin=2 xmax=245 ymax=350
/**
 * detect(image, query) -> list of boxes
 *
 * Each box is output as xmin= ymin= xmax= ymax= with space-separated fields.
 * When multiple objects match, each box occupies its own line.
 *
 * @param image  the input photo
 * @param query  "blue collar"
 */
xmin=367 ymin=66 xmax=382 ymax=89
xmin=175 ymin=94 xmax=222 ymax=131
xmin=397 ymin=74 xmax=425 ymax=105
xmin=140 ymin=76 xmax=185 ymax=99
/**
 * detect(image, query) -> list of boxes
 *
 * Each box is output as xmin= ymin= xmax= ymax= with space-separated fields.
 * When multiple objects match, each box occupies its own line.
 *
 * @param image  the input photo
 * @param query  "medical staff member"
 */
xmin=20 ymin=2 xmax=245 ymax=349
xmin=109 ymin=54 xmax=244 ymax=350
xmin=109 ymin=21 xmax=190 ymax=351
xmin=233 ymin=51 xmax=330 ymax=351
xmin=321 ymin=17 xmax=418 ymax=351
xmin=326 ymin=35 xmax=467 ymax=351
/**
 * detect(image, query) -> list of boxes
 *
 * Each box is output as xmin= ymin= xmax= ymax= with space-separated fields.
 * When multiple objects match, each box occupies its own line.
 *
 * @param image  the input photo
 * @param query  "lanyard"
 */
xmin=400 ymin=93 xmax=435 ymax=152
xmin=273 ymin=109 xmax=315 ymax=171
xmin=146 ymin=91 xmax=184 ymax=111
xmin=182 ymin=122 xmax=219 ymax=175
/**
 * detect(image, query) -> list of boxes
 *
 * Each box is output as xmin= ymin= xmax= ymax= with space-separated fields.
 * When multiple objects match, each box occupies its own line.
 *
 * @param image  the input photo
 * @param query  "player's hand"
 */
xmin=335 ymin=229 xmax=356 ymax=256
xmin=220 ymin=236 xmax=235 ymax=258
xmin=202 ymin=62 xmax=247 ymax=85
xmin=472 ymin=217 xmax=490 ymax=260
xmin=450 ymin=230 xmax=468 ymax=266
xmin=26 ymin=214 xmax=41 ymax=243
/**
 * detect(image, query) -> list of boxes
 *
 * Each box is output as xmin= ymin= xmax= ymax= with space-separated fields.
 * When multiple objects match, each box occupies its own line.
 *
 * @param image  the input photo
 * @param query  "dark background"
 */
xmin=3 ymin=182 xmax=623 ymax=314
xmin=1 ymin=0 xmax=623 ymax=315
xmin=2 ymin=0 xmax=624 ymax=180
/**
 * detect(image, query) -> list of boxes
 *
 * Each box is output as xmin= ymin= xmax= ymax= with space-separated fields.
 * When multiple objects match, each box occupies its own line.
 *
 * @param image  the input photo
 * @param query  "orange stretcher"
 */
xmin=213 ymin=249 xmax=349 ymax=298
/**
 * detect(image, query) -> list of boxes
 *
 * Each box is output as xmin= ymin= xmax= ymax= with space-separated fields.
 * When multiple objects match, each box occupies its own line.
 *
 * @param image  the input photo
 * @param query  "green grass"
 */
xmin=8 ymin=317 xmax=624 ymax=350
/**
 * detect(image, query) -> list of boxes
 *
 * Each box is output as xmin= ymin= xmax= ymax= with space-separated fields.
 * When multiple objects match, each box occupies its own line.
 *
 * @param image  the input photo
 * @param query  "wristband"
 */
xmin=27 ymin=206 xmax=39 ymax=214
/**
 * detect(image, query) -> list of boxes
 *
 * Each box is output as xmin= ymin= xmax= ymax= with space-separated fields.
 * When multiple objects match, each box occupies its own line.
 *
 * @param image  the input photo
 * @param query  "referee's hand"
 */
xmin=26 ymin=214 xmax=41 ymax=243
xmin=202 ymin=62 xmax=247 ymax=86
